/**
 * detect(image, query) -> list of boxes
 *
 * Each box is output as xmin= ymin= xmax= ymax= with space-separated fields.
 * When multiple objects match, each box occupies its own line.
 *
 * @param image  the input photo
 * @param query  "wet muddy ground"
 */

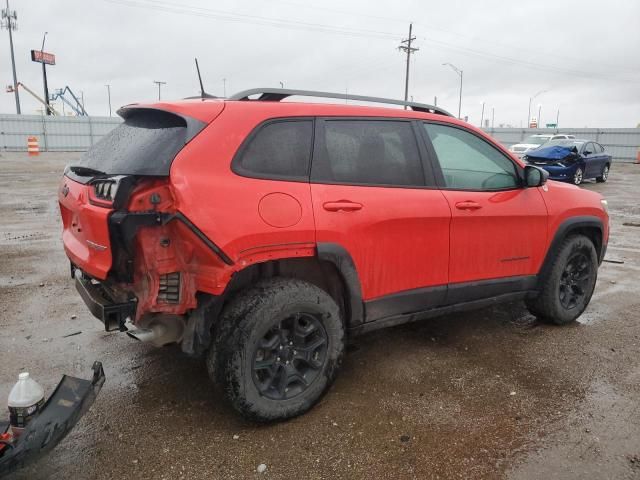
xmin=1 ymin=152 xmax=639 ymax=479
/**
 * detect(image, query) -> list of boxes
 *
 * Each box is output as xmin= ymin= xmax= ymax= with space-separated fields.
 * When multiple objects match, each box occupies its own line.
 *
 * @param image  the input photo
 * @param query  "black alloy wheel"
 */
xmin=252 ymin=313 xmax=328 ymax=400
xmin=558 ymin=252 xmax=591 ymax=310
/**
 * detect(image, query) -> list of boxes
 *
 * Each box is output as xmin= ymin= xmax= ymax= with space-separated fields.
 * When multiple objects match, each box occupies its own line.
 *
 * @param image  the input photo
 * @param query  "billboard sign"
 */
xmin=31 ymin=50 xmax=56 ymax=65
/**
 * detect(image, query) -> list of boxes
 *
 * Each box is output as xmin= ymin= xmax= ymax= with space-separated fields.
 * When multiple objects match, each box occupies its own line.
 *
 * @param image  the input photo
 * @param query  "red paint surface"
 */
xmin=59 ymin=98 xmax=609 ymax=322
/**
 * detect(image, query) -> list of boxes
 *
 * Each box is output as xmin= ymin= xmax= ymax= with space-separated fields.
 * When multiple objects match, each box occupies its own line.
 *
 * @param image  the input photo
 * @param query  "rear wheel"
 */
xmin=596 ymin=164 xmax=609 ymax=183
xmin=526 ymin=235 xmax=598 ymax=325
xmin=573 ymin=167 xmax=584 ymax=185
xmin=208 ymin=278 xmax=344 ymax=422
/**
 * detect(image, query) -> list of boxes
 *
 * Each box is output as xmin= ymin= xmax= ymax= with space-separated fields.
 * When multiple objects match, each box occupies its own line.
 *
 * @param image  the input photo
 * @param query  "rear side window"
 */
xmin=75 ymin=109 xmax=203 ymax=176
xmin=312 ymin=120 xmax=425 ymax=187
xmin=234 ymin=120 xmax=313 ymax=179
xmin=423 ymin=123 xmax=519 ymax=191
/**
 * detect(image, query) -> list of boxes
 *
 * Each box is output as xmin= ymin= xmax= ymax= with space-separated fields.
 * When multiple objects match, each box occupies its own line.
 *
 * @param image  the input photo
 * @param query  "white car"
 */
xmin=509 ymin=134 xmax=575 ymax=157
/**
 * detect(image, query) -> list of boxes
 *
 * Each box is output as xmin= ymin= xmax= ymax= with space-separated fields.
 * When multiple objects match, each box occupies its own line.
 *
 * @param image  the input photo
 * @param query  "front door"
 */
xmin=421 ymin=122 xmax=548 ymax=301
xmin=310 ymin=118 xmax=451 ymax=319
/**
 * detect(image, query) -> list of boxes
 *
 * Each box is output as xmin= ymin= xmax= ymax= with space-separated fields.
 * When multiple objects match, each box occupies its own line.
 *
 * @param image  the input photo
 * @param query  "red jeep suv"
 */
xmin=58 ymin=89 xmax=609 ymax=421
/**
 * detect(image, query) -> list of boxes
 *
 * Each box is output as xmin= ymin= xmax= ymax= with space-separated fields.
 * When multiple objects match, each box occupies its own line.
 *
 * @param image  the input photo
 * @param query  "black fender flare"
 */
xmin=538 ymin=215 xmax=605 ymax=285
xmin=317 ymin=243 xmax=364 ymax=327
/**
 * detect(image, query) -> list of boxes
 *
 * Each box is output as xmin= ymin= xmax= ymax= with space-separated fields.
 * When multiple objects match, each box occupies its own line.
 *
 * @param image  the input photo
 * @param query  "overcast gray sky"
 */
xmin=2 ymin=0 xmax=639 ymax=127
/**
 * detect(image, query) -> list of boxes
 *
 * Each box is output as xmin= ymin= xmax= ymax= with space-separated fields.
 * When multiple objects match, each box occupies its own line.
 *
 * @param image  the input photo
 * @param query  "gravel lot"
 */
xmin=1 ymin=152 xmax=639 ymax=479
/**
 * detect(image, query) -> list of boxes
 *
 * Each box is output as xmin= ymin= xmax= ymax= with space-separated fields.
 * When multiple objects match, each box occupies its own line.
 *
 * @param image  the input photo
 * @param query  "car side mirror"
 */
xmin=524 ymin=165 xmax=549 ymax=187
xmin=583 ymin=150 xmax=591 ymax=155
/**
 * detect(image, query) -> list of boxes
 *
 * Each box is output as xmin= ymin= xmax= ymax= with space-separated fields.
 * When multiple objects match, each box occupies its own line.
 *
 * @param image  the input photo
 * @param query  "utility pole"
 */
xmin=480 ymin=101 xmax=485 ymax=128
xmin=2 ymin=0 xmax=21 ymax=113
xmin=105 ymin=84 xmax=112 ymax=116
xmin=398 ymin=23 xmax=418 ymax=109
xmin=222 ymin=78 xmax=226 ymax=97
xmin=153 ymin=80 xmax=166 ymax=100
xmin=491 ymin=106 xmax=495 ymax=129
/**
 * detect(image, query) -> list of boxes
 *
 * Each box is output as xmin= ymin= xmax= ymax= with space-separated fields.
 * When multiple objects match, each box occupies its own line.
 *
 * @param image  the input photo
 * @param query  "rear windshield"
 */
xmin=72 ymin=109 xmax=201 ymax=176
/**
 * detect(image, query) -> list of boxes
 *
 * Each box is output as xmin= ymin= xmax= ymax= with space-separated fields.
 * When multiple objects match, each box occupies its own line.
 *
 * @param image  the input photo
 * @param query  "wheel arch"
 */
xmin=539 ymin=216 xmax=605 ymax=286
xmin=183 ymin=244 xmax=364 ymax=356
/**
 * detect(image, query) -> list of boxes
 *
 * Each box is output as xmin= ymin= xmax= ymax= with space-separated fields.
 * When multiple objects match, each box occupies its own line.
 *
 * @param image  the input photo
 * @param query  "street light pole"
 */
xmin=105 ymin=84 xmax=111 ymax=116
xmin=41 ymin=32 xmax=51 ymax=115
xmin=153 ymin=80 xmax=166 ymax=100
xmin=491 ymin=106 xmax=495 ymax=129
xmin=480 ymin=101 xmax=485 ymax=128
xmin=442 ymin=63 xmax=463 ymax=119
xmin=537 ymin=104 xmax=542 ymax=128
xmin=527 ymin=89 xmax=547 ymax=127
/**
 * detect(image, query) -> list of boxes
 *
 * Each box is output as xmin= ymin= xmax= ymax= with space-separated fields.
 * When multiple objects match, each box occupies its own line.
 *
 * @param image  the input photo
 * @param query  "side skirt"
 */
xmin=351 ymin=291 xmax=534 ymax=336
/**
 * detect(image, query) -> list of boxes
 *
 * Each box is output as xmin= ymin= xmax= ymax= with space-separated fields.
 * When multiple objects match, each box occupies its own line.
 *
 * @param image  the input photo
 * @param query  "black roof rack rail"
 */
xmin=228 ymin=88 xmax=453 ymax=117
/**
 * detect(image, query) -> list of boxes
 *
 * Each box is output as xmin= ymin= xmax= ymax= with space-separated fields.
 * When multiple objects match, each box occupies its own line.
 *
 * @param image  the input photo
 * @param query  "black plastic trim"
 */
xmin=446 ymin=275 xmax=537 ymax=304
xmin=116 ymin=106 xmax=207 ymax=144
xmin=316 ymin=243 xmax=364 ymax=327
xmin=539 ymin=216 xmax=605 ymax=280
xmin=365 ymin=285 xmax=447 ymax=322
xmin=354 ymin=291 xmax=530 ymax=335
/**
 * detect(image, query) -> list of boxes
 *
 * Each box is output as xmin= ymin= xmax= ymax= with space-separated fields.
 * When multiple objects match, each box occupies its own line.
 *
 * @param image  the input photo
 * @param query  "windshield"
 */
xmin=522 ymin=135 xmax=551 ymax=145
xmin=71 ymin=109 xmax=203 ymax=176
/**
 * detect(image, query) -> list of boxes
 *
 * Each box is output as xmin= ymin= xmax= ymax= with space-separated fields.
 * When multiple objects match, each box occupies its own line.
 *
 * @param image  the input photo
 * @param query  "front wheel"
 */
xmin=208 ymin=278 xmax=345 ymax=422
xmin=596 ymin=164 xmax=609 ymax=183
xmin=573 ymin=167 xmax=584 ymax=185
xmin=526 ymin=235 xmax=598 ymax=325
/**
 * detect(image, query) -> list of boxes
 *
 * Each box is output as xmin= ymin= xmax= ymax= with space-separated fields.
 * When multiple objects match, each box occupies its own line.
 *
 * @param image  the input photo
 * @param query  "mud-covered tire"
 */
xmin=207 ymin=278 xmax=344 ymax=422
xmin=526 ymin=235 xmax=598 ymax=325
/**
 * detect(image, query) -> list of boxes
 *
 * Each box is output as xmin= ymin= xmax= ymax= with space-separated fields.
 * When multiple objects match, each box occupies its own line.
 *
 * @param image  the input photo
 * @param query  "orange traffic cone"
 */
xmin=636 ymin=148 xmax=640 ymax=164
xmin=27 ymin=136 xmax=39 ymax=156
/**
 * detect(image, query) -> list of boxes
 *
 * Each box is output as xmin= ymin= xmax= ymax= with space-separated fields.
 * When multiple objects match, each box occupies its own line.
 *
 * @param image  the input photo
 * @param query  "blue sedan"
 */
xmin=523 ymin=139 xmax=611 ymax=185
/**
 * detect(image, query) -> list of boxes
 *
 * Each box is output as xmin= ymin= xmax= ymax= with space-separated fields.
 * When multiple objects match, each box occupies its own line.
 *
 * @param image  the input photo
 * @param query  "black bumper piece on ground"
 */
xmin=0 ymin=362 xmax=106 ymax=478
xmin=75 ymin=274 xmax=136 ymax=332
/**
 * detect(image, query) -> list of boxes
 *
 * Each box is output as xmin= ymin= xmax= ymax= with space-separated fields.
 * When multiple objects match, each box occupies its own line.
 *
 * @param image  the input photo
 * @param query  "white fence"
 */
xmin=1 ymin=114 xmax=638 ymax=162
xmin=0 ymin=114 xmax=121 ymax=152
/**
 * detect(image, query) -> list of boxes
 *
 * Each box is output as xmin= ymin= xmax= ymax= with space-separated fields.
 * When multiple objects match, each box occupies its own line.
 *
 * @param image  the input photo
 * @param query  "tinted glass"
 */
xmin=584 ymin=143 xmax=594 ymax=154
xmin=74 ymin=109 xmax=196 ymax=176
xmin=594 ymin=143 xmax=604 ymax=153
xmin=423 ymin=123 xmax=519 ymax=190
xmin=313 ymin=120 xmax=424 ymax=186
xmin=237 ymin=120 xmax=313 ymax=178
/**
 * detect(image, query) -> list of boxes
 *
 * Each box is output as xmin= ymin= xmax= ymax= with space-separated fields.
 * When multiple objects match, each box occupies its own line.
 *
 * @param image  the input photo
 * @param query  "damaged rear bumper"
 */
xmin=74 ymin=270 xmax=136 ymax=332
xmin=0 ymin=362 xmax=105 ymax=478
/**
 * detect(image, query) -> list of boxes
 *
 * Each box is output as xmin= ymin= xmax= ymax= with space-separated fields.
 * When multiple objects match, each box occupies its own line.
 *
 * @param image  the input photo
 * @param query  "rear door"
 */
xmin=310 ymin=118 xmax=451 ymax=319
xmin=421 ymin=122 xmax=548 ymax=300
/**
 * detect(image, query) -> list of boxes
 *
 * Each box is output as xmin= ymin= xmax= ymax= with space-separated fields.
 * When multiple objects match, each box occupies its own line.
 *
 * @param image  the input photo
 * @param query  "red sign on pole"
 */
xmin=31 ymin=50 xmax=56 ymax=65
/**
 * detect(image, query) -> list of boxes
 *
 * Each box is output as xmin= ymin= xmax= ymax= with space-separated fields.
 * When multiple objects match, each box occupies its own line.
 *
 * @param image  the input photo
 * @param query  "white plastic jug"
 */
xmin=8 ymin=372 xmax=45 ymax=436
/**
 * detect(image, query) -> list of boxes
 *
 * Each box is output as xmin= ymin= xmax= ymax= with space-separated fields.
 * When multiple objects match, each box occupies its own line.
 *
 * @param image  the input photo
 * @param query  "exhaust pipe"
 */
xmin=127 ymin=314 xmax=184 ymax=347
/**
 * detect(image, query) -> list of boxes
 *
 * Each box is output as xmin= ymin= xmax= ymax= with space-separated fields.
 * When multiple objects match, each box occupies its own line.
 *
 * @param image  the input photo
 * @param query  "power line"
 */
xmin=104 ymin=0 xmax=638 ymax=84
xmin=398 ymin=23 xmax=418 ymax=108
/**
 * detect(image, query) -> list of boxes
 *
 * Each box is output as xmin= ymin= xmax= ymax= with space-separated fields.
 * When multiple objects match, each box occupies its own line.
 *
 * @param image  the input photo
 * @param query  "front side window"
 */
xmin=234 ymin=120 xmax=313 ymax=179
xmin=312 ymin=120 xmax=425 ymax=187
xmin=423 ymin=123 xmax=519 ymax=190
